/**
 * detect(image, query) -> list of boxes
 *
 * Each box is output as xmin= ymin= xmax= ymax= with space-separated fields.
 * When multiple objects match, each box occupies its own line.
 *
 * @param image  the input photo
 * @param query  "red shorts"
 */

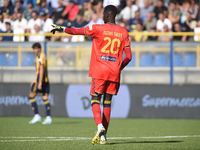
xmin=90 ymin=78 xmax=120 ymax=96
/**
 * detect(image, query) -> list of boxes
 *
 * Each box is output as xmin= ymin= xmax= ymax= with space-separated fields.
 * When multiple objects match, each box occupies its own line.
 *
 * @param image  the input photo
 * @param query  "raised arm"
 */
xmin=50 ymin=24 xmax=85 ymax=35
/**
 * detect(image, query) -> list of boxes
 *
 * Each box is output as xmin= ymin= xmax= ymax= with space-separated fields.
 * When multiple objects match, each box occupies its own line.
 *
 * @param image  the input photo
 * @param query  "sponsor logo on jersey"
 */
xmin=101 ymin=55 xmax=116 ymax=62
xmin=38 ymin=58 xmax=42 ymax=62
xmin=89 ymin=25 xmax=93 ymax=30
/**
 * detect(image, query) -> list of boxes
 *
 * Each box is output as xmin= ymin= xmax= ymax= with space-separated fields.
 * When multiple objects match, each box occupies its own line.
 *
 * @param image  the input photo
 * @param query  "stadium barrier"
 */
xmin=0 ymin=83 xmax=199 ymax=119
xmin=0 ymin=32 xmax=200 ymax=41
xmin=0 ymin=41 xmax=200 ymax=84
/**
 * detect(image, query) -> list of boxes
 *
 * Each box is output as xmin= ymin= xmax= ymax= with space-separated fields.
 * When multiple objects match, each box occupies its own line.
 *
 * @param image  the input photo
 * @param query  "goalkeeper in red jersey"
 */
xmin=51 ymin=5 xmax=132 ymax=145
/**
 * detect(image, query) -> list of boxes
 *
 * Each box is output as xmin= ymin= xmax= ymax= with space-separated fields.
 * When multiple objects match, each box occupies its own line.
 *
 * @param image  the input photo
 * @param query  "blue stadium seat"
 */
xmin=7 ymin=53 xmax=18 ymax=66
xmin=173 ymin=53 xmax=182 ymax=67
xmin=0 ymin=53 xmax=7 ymax=66
xmin=182 ymin=53 xmax=196 ymax=67
xmin=153 ymin=53 xmax=168 ymax=67
xmin=139 ymin=53 xmax=153 ymax=67
xmin=126 ymin=53 xmax=135 ymax=67
xmin=21 ymin=53 xmax=35 ymax=66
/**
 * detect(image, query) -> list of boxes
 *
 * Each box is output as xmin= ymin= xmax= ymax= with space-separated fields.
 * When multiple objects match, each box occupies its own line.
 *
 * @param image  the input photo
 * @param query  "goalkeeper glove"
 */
xmin=51 ymin=24 xmax=66 ymax=34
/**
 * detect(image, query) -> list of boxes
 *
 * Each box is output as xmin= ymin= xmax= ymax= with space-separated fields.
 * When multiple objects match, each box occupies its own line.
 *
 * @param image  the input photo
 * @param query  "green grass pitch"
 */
xmin=0 ymin=117 xmax=200 ymax=150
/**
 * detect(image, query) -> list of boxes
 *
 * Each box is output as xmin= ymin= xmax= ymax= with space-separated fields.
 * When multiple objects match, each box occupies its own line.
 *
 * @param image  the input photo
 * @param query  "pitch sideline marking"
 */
xmin=0 ymin=135 xmax=200 ymax=142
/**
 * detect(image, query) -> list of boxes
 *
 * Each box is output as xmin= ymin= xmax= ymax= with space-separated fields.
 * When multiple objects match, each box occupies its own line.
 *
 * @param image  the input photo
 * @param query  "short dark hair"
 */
xmin=32 ymin=11 xmax=38 ymax=15
xmin=170 ymin=1 xmax=176 ymax=5
xmin=104 ymin=5 xmax=117 ymax=17
xmin=32 ymin=42 xmax=41 ymax=49
xmin=137 ymin=21 xmax=143 ymax=26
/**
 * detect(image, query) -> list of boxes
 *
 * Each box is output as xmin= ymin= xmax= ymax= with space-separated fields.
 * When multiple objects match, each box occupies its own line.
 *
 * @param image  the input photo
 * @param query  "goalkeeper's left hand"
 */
xmin=50 ymin=24 xmax=66 ymax=34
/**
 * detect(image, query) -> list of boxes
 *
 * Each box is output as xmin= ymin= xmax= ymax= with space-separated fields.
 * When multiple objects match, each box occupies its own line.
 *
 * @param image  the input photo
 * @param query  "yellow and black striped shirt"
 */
xmin=35 ymin=52 xmax=49 ymax=83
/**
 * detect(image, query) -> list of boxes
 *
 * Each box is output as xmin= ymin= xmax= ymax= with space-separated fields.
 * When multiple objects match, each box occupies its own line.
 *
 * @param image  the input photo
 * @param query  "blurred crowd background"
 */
xmin=0 ymin=0 xmax=200 ymax=42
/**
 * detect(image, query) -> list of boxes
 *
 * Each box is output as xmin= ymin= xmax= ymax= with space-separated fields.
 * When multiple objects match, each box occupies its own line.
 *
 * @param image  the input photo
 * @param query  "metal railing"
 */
xmin=0 ymin=32 xmax=200 ymax=42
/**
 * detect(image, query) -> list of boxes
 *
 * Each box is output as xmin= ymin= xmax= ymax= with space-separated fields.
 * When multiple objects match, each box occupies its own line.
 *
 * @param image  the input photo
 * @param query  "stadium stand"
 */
xmin=153 ymin=53 xmax=168 ymax=67
xmin=0 ymin=53 xmax=7 ymax=66
xmin=127 ymin=53 xmax=135 ymax=67
xmin=173 ymin=53 xmax=182 ymax=67
xmin=139 ymin=53 xmax=153 ymax=67
xmin=7 ymin=53 xmax=18 ymax=66
xmin=0 ymin=0 xmax=199 ymax=68
xmin=21 ymin=52 xmax=35 ymax=66
xmin=182 ymin=52 xmax=196 ymax=67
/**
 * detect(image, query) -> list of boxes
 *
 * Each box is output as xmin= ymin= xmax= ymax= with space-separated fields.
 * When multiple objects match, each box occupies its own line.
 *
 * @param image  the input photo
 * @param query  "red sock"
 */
xmin=102 ymin=107 xmax=111 ymax=133
xmin=92 ymin=104 xmax=102 ymax=126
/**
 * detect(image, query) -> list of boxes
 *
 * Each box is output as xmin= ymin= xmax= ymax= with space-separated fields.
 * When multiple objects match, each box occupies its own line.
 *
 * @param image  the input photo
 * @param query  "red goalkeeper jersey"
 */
xmin=85 ymin=23 xmax=131 ymax=82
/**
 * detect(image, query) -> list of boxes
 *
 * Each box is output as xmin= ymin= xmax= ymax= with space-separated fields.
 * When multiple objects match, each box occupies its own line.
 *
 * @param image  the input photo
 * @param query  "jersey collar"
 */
xmin=106 ymin=22 xmax=116 ymax=25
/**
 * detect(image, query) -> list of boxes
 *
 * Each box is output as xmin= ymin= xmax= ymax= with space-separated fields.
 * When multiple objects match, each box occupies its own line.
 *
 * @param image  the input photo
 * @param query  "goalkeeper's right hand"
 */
xmin=50 ymin=24 xmax=66 ymax=34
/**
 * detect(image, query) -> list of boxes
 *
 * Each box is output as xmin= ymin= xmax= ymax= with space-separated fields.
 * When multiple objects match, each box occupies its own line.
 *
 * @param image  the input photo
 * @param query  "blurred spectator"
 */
xmin=0 ymin=0 xmax=14 ymax=19
xmin=0 ymin=13 xmax=6 ymax=31
xmin=117 ymin=0 xmax=127 ymax=12
xmin=13 ymin=12 xmax=27 ymax=42
xmin=23 ymin=0 xmax=37 ymax=8
xmin=14 ymin=0 xmax=24 ymax=13
xmin=47 ymin=0 xmax=71 ymax=8
xmin=140 ymin=0 xmax=154 ymax=21
xmin=182 ymin=11 xmax=196 ymax=31
xmin=153 ymin=0 xmax=167 ymax=19
xmin=51 ymin=17 xmax=68 ymax=42
xmin=168 ymin=1 xmax=181 ymax=25
xmin=29 ymin=24 xmax=45 ymax=42
xmin=128 ymin=11 xmax=143 ymax=31
xmin=13 ymin=0 xmax=24 ymax=20
xmin=26 ymin=11 xmax=41 ymax=33
xmin=156 ymin=12 xmax=172 ymax=31
xmin=39 ymin=0 xmax=53 ymax=18
xmin=86 ymin=13 xmax=103 ymax=26
xmin=52 ymin=0 xmax=65 ymax=24
xmin=118 ymin=20 xmax=128 ymax=29
xmin=191 ymin=2 xmax=199 ymax=20
xmin=137 ymin=0 xmax=145 ymax=8
xmin=194 ymin=20 xmax=200 ymax=41
xmin=40 ymin=11 xmax=53 ymax=33
xmin=72 ymin=11 xmax=88 ymax=27
xmin=0 ymin=21 xmax=13 ymax=41
xmin=196 ymin=4 xmax=200 ymax=21
xmin=118 ymin=0 xmax=139 ymax=23
xmin=47 ymin=0 xmax=59 ymax=9
xmin=89 ymin=0 xmax=103 ymax=18
xmin=157 ymin=24 xmax=172 ymax=41
xmin=77 ymin=0 xmax=86 ymax=6
xmin=144 ymin=12 xmax=157 ymax=31
xmin=0 ymin=0 xmax=3 ymax=7
xmin=103 ymin=0 xmax=119 ymax=8
xmin=148 ymin=27 xmax=158 ymax=41
xmin=23 ymin=1 xmax=38 ymax=21
xmin=173 ymin=22 xmax=187 ymax=41
xmin=82 ymin=0 xmax=91 ymax=22
xmin=62 ymin=0 xmax=80 ymax=22
xmin=180 ymin=0 xmax=193 ymax=24
xmin=85 ymin=13 xmax=103 ymax=41
xmin=181 ymin=11 xmax=196 ymax=41
xmin=130 ymin=21 xmax=148 ymax=42
xmin=70 ymin=11 xmax=88 ymax=42
xmin=151 ymin=0 xmax=159 ymax=7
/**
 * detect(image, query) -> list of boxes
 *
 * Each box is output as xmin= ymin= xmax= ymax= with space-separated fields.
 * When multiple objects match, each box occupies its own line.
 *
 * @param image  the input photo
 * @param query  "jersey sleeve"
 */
xmin=38 ymin=54 xmax=46 ymax=65
xmin=124 ymin=31 xmax=131 ymax=48
xmin=85 ymin=24 xmax=99 ymax=37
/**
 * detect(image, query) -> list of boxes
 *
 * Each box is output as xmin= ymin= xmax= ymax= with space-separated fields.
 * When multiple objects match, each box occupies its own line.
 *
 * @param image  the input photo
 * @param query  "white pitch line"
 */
xmin=0 ymin=135 xmax=200 ymax=142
